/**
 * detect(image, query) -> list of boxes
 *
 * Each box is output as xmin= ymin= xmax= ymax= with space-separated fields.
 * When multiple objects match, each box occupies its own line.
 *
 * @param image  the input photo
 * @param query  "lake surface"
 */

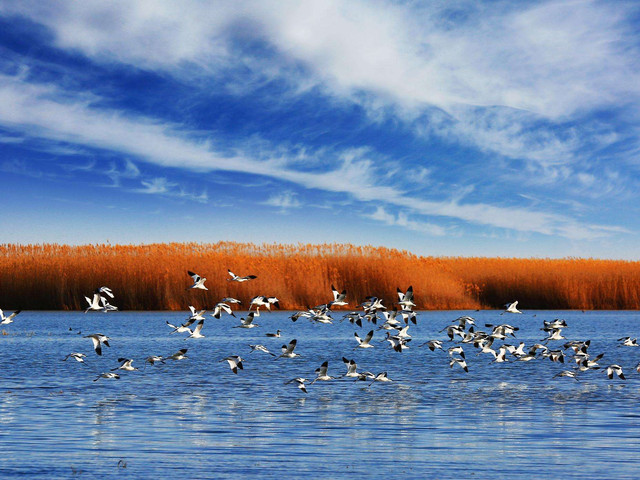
xmin=1 ymin=310 xmax=640 ymax=479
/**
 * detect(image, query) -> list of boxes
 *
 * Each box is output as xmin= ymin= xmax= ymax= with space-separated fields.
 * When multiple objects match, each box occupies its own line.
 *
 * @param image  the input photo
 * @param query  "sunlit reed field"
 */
xmin=1 ymin=242 xmax=640 ymax=310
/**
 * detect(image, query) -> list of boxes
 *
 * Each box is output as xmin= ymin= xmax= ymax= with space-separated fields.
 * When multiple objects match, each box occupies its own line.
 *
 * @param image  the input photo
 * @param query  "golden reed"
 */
xmin=1 ymin=242 xmax=639 ymax=310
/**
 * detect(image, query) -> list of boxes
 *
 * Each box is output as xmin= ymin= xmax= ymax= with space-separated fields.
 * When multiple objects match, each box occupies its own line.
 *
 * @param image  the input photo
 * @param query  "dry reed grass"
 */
xmin=1 ymin=242 xmax=639 ymax=310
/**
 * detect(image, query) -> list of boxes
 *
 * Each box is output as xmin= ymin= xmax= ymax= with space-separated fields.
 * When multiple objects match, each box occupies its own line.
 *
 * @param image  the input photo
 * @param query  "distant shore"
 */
xmin=1 ymin=242 xmax=639 ymax=311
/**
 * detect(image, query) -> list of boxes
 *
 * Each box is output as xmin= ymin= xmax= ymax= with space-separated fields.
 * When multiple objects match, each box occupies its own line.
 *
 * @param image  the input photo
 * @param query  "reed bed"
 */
xmin=1 ymin=242 xmax=639 ymax=311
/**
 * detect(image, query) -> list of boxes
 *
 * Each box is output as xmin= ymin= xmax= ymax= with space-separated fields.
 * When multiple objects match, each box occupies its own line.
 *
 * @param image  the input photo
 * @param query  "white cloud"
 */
xmin=0 ymin=72 xmax=625 ymax=239
xmin=367 ymin=206 xmax=447 ymax=236
xmin=263 ymin=191 xmax=302 ymax=211
xmin=4 ymin=0 xmax=638 ymax=166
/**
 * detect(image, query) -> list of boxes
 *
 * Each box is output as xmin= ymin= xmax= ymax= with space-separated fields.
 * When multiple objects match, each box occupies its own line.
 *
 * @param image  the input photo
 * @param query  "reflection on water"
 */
xmin=1 ymin=310 xmax=640 ymax=478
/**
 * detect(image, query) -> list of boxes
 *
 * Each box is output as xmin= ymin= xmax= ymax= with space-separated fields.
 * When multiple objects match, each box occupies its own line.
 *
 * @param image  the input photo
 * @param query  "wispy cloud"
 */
xmin=367 ymin=206 xmax=447 ymax=236
xmin=6 ymin=1 xmax=638 ymax=162
xmin=0 ymin=72 xmax=625 ymax=239
xmin=263 ymin=191 xmax=302 ymax=212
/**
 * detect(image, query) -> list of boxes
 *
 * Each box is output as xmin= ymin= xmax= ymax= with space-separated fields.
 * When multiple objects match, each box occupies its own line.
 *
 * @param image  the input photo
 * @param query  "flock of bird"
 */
xmin=1 ymin=271 xmax=639 ymax=391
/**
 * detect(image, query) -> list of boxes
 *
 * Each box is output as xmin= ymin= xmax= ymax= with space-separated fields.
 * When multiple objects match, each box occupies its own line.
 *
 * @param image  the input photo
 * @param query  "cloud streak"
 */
xmin=0 ymin=72 xmax=624 ymax=240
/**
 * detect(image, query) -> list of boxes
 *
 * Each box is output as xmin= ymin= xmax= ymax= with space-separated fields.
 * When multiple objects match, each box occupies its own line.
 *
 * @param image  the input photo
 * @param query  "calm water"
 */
xmin=1 ymin=310 xmax=640 ymax=479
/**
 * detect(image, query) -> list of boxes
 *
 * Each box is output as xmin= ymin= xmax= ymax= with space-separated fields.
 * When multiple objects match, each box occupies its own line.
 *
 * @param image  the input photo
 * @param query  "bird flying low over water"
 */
xmin=368 ymin=372 xmax=392 ymax=387
xmin=221 ymin=355 xmax=244 ymax=374
xmin=63 ymin=352 xmax=87 ymax=363
xmin=354 ymin=330 xmax=374 ymax=348
xmin=211 ymin=302 xmax=236 ymax=319
xmin=187 ymin=271 xmax=207 ymax=290
xmin=618 ymin=337 xmax=638 ymax=347
xmin=606 ymin=364 xmax=626 ymax=380
xmin=285 ymin=377 xmax=309 ymax=393
xmin=84 ymin=333 xmax=111 ymax=356
xmin=277 ymin=339 xmax=300 ymax=359
xmin=166 ymin=318 xmax=196 ymax=334
xmin=111 ymin=358 xmax=138 ymax=371
xmin=227 ymin=269 xmax=257 ymax=282
xmin=329 ymin=285 xmax=348 ymax=307
xmin=94 ymin=372 xmax=120 ymax=382
xmin=396 ymin=286 xmax=415 ymax=308
xmin=186 ymin=320 xmax=205 ymax=338
xmin=0 ymin=308 xmax=21 ymax=325
xmin=166 ymin=348 xmax=188 ymax=361
xmin=311 ymin=361 xmax=335 ymax=384
xmin=249 ymin=296 xmax=280 ymax=311
xmin=234 ymin=312 xmax=259 ymax=329
xmin=249 ymin=344 xmax=276 ymax=356
xmin=187 ymin=306 xmax=206 ymax=321
xmin=502 ymin=301 xmax=522 ymax=314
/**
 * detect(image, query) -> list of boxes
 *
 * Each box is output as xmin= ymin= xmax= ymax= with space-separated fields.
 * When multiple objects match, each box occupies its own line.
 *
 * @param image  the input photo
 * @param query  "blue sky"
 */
xmin=1 ymin=0 xmax=639 ymax=258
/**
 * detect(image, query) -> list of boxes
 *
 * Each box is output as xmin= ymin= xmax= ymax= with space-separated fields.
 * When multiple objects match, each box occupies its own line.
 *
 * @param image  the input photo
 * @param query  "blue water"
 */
xmin=1 ymin=310 xmax=640 ymax=479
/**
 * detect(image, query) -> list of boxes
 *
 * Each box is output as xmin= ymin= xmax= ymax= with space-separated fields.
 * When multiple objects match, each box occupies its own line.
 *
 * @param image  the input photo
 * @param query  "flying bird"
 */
xmin=0 ymin=308 xmax=21 ymax=325
xmin=221 ymin=355 xmax=244 ymax=374
xmin=502 ymin=301 xmax=522 ymax=314
xmin=329 ymin=285 xmax=348 ymax=307
xmin=84 ymin=333 xmax=111 ymax=356
xmin=227 ymin=269 xmax=257 ymax=282
xmin=285 ymin=377 xmax=309 ymax=394
xmin=186 ymin=271 xmax=207 ymax=290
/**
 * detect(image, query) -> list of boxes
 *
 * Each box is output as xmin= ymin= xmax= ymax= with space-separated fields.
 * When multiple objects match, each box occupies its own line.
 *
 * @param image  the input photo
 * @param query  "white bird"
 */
xmin=385 ymin=333 xmax=411 ymax=352
xmin=342 ymin=357 xmax=360 ymax=377
xmin=453 ymin=315 xmax=476 ymax=328
xmin=329 ymin=285 xmax=348 ymax=307
xmin=188 ymin=306 xmax=206 ymax=321
xmin=448 ymin=346 xmax=465 ymax=358
xmin=145 ymin=355 xmax=165 ymax=367
xmin=354 ymin=330 xmax=374 ymax=348
xmin=618 ymin=337 xmax=638 ymax=347
xmin=491 ymin=346 xmax=509 ymax=363
xmin=234 ymin=312 xmax=259 ymax=329
xmin=96 ymin=286 xmax=115 ymax=298
xmin=249 ymin=296 xmax=280 ymax=311
xmin=111 ymin=358 xmax=138 ymax=371
xmin=62 ymin=352 xmax=86 ymax=363
xmin=368 ymin=372 xmax=392 ymax=387
xmin=277 ymin=339 xmax=300 ymax=359
xmin=211 ymin=302 xmax=236 ymax=319
xmin=396 ymin=286 xmax=416 ymax=309
xmin=502 ymin=300 xmax=522 ymax=314
xmin=94 ymin=372 xmax=120 ymax=382
xmin=449 ymin=357 xmax=469 ymax=372
xmin=186 ymin=270 xmax=207 ymax=290
xmin=0 ymin=308 xmax=21 ymax=325
xmin=221 ymin=355 xmax=244 ymax=374
xmin=166 ymin=348 xmax=188 ymax=360
xmin=543 ymin=328 xmax=565 ymax=342
xmin=419 ymin=340 xmax=443 ymax=351
xmin=311 ymin=361 xmax=335 ymax=384
xmin=84 ymin=287 xmax=117 ymax=313
xmin=249 ymin=344 xmax=275 ymax=356
xmin=99 ymin=296 xmax=118 ymax=312
xmin=84 ymin=333 xmax=111 ymax=356
xmin=227 ymin=269 xmax=257 ymax=282
xmin=553 ymin=370 xmax=579 ymax=381
xmin=606 ymin=364 xmax=626 ymax=380
xmin=166 ymin=318 xmax=196 ymax=334
xmin=84 ymin=294 xmax=104 ymax=313
xmin=221 ymin=297 xmax=242 ymax=305
xmin=285 ymin=377 xmax=309 ymax=393
xmin=186 ymin=320 xmax=205 ymax=338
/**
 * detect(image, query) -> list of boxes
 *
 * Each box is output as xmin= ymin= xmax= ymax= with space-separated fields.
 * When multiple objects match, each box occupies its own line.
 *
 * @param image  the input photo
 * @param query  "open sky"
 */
xmin=1 ymin=1 xmax=639 ymax=258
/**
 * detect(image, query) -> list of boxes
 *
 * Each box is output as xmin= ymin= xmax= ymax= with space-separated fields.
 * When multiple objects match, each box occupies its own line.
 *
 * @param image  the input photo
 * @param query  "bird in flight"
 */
xmin=227 ymin=269 xmax=257 ymax=282
xmin=187 ymin=271 xmax=207 ymax=290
